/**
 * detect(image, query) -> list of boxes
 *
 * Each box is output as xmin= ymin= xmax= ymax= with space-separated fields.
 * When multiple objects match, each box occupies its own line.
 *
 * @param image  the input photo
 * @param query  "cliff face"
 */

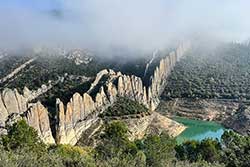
xmin=55 ymin=43 xmax=190 ymax=145
xmin=0 ymin=88 xmax=55 ymax=144
xmin=0 ymin=43 xmax=190 ymax=145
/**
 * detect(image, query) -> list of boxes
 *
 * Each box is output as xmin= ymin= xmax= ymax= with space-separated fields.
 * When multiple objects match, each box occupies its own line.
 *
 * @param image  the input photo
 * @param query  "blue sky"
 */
xmin=1 ymin=0 xmax=61 ymax=11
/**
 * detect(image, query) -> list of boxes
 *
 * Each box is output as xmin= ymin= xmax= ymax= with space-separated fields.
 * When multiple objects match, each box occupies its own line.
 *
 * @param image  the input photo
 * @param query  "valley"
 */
xmin=159 ymin=42 xmax=250 ymax=137
xmin=0 ymin=42 xmax=250 ymax=166
xmin=1 ymin=1 xmax=250 ymax=166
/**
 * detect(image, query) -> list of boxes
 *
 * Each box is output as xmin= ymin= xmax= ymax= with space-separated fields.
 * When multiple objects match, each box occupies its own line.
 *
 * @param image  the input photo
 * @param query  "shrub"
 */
xmin=1 ymin=119 xmax=46 ymax=152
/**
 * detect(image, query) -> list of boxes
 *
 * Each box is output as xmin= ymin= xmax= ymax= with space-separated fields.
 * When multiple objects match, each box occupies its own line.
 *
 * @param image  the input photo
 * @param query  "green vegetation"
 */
xmin=0 ymin=54 xmax=31 ymax=79
xmin=2 ymin=55 xmax=103 ymax=91
xmin=100 ymin=97 xmax=150 ymax=118
xmin=4 ymin=119 xmax=250 ymax=166
xmin=2 ymin=120 xmax=46 ymax=152
xmin=0 ymin=120 xmax=95 ymax=167
xmin=176 ymin=131 xmax=250 ymax=167
xmin=162 ymin=43 xmax=250 ymax=100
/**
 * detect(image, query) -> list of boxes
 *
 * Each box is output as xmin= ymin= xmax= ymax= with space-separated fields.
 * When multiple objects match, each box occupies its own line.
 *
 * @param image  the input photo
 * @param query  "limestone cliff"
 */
xmin=55 ymin=43 xmax=190 ymax=145
xmin=0 ymin=43 xmax=190 ymax=145
xmin=0 ymin=88 xmax=55 ymax=144
xmin=26 ymin=102 xmax=55 ymax=144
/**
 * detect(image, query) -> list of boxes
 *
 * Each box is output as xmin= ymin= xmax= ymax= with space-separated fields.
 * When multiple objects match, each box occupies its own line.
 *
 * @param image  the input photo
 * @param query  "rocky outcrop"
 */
xmin=76 ymin=113 xmax=186 ymax=147
xmin=148 ymin=43 xmax=190 ymax=110
xmin=26 ymin=102 xmax=55 ymax=144
xmin=55 ymin=43 xmax=190 ymax=145
xmin=144 ymin=50 xmax=158 ymax=77
xmin=125 ymin=112 xmax=186 ymax=141
xmin=67 ymin=49 xmax=93 ymax=65
xmin=0 ymin=88 xmax=55 ymax=144
xmin=147 ymin=112 xmax=186 ymax=137
xmin=23 ymin=80 xmax=58 ymax=101
xmin=0 ymin=43 xmax=190 ymax=145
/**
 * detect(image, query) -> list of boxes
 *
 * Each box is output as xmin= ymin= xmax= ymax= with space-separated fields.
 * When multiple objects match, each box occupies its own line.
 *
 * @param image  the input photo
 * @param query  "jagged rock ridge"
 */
xmin=55 ymin=43 xmax=190 ymax=145
xmin=0 ymin=43 xmax=190 ymax=145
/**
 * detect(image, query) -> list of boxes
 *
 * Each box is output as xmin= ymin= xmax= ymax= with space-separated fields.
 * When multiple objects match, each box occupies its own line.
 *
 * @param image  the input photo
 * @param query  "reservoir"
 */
xmin=173 ymin=117 xmax=225 ymax=144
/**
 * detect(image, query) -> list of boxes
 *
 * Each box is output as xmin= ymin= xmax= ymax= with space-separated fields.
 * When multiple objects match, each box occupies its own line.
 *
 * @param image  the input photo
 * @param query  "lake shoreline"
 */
xmin=170 ymin=116 xmax=226 ymax=144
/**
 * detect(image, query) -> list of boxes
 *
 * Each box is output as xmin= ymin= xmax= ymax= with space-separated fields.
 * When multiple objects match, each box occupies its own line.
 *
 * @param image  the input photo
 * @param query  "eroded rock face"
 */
xmin=0 ymin=88 xmax=55 ymax=144
xmin=0 ymin=95 xmax=8 ymax=126
xmin=55 ymin=89 xmax=105 ymax=145
xmin=88 ymin=69 xmax=109 ymax=93
xmin=55 ymin=43 xmax=190 ymax=145
xmin=23 ymin=82 xmax=54 ymax=101
xmin=0 ymin=43 xmax=190 ymax=145
xmin=26 ymin=102 xmax=55 ymax=144
xmin=148 ymin=112 xmax=186 ymax=137
xmin=109 ymin=112 xmax=186 ymax=141
xmin=2 ymin=88 xmax=20 ymax=115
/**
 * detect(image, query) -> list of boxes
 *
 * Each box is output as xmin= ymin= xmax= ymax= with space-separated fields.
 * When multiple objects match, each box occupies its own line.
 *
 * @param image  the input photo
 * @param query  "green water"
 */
xmin=173 ymin=117 xmax=225 ymax=144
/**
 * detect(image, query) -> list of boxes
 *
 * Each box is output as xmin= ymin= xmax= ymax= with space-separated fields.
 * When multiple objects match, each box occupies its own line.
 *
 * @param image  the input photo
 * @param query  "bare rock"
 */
xmin=2 ymin=88 xmax=20 ymax=114
xmin=26 ymin=102 xmax=55 ymax=144
xmin=0 ymin=94 xmax=8 ymax=126
xmin=83 ymin=93 xmax=96 ymax=116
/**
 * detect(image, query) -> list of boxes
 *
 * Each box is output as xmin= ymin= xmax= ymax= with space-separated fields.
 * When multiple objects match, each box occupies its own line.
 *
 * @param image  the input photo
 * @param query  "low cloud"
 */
xmin=0 ymin=0 xmax=250 ymax=53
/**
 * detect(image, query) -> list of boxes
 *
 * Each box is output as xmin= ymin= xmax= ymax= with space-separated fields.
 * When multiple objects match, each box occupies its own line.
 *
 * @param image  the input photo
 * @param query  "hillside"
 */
xmin=162 ymin=43 xmax=250 ymax=100
xmin=159 ymin=42 xmax=250 ymax=136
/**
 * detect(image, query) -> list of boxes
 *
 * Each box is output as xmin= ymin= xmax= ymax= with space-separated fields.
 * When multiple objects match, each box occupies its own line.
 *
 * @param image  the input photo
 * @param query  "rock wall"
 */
xmin=0 ymin=43 xmax=190 ymax=145
xmin=55 ymin=43 xmax=190 ymax=145
xmin=0 ymin=88 xmax=55 ymax=144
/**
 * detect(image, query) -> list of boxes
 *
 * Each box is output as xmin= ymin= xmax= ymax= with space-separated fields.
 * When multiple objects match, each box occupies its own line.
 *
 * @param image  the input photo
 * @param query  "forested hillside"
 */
xmin=162 ymin=43 xmax=250 ymax=100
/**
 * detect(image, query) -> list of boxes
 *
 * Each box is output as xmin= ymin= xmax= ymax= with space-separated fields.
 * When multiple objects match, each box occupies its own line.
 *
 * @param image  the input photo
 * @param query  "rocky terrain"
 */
xmin=66 ymin=49 xmax=93 ymax=65
xmin=0 ymin=43 xmax=190 ymax=145
xmin=76 ymin=112 xmax=186 ymax=147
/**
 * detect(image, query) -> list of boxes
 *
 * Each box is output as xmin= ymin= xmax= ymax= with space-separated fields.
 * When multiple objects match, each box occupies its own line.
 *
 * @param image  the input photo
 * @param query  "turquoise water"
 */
xmin=173 ymin=117 xmax=225 ymax=144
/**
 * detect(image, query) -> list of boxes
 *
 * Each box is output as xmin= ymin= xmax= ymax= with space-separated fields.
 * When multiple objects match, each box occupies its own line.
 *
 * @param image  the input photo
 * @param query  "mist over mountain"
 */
xmin=0 ymin=0 xmax=250 ymax=54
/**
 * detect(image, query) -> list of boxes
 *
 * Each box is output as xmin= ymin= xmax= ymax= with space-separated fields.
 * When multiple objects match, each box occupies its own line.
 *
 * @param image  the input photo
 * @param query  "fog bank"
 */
xmin=0 ymin=0 xmax=250 ymax=53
